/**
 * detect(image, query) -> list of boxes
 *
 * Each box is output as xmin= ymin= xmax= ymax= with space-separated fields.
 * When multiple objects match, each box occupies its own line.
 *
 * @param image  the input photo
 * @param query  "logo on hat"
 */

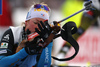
xmin=41 ymin=14 xmax=45 ymax=16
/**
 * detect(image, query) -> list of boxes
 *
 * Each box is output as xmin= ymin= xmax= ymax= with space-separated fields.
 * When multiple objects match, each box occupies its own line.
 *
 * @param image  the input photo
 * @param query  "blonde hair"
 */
xmin=21 ymin=22 xmax=25 ymax=26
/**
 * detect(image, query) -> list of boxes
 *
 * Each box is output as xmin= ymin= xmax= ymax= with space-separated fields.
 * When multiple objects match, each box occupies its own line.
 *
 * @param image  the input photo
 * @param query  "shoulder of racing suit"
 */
xmin=0 ymin=26 xmax=23 ymax=55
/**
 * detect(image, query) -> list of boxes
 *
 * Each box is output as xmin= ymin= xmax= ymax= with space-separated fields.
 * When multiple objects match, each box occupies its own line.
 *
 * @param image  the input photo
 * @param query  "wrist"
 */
xmin=24 ymin=47 xmax=30 ymax=55
xmin=19 ymin=48 xmax=29 ymax=56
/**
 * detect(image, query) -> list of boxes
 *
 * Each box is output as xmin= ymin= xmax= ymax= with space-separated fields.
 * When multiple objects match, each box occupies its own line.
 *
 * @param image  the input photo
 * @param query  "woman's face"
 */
xmin=25 ymin=18 xmax=45 ymax=33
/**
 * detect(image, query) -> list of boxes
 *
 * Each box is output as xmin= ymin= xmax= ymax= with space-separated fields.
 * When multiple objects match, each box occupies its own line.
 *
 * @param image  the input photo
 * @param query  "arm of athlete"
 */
xmin=0 ymin=29 xmax=28 ymax=67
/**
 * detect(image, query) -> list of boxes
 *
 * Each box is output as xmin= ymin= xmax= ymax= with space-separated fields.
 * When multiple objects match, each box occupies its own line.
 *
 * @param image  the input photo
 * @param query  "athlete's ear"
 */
xmin=25 ymin=20 xmax=30 ymax=26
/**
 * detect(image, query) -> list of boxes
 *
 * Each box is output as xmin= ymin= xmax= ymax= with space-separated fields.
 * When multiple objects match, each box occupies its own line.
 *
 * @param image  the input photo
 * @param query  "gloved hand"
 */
xmin=51 ymin=21 xmax=61 ymax=34
xmin=35 ymin=21 xmax=51 ymax=41
xmin=25 ymin=37 xmax=43 ymax=55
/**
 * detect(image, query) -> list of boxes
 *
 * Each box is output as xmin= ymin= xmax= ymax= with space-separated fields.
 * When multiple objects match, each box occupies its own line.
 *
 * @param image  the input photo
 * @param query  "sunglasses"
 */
xmin=34 ymin=4 xmax=50 ymax=11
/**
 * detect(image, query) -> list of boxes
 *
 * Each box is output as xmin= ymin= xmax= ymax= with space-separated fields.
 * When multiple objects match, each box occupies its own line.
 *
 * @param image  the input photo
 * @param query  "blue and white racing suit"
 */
xmin=0 ymin=26 xmax=53 ymax=67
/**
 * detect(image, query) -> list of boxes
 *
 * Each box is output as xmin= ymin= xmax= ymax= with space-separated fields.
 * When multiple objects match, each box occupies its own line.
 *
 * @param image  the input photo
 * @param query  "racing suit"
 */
xmin=0 ymin=26 xmax=53 ymax=67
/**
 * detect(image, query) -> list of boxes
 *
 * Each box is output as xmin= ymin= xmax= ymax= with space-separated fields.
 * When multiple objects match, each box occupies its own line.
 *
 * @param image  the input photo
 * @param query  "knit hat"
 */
xmin=26 ymin=4 xmax=50 ymax=21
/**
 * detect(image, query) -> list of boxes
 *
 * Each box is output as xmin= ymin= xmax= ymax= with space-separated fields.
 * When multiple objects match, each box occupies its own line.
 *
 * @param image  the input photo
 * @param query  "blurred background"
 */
xmin=0 ymin=0 xmax=100 ymax=66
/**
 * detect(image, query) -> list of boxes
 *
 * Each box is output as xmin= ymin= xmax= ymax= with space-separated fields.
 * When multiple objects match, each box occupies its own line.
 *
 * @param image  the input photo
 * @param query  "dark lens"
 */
xmin=43 ymin=6 xmax=49 ymax=11
xmin=34 ymin=4 xmax=41 ymax=9
xmin=34 ymin=4 xmax=49 ymax=11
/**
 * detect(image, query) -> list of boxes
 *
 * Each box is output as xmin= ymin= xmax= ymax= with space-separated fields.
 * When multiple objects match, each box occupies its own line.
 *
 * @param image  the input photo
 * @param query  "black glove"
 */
xmin=35 ymin=21 xmax=51 ymax=41
xmin=61 ymin=21 xmax=77 ymax=41
xmin=25 ymin=37 xmax=43 ymax=55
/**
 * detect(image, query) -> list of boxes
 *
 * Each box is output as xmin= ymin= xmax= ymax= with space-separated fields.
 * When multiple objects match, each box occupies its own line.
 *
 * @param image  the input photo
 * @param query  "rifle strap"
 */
xmin=52 ymin=22 xmax=79 ymax=61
